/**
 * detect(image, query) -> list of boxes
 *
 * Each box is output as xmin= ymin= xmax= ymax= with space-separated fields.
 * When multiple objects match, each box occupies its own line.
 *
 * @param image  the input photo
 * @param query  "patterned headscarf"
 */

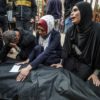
xmin=39 ymin=15 xmax=55 ymax=34
xmin=38 ymin=15 xmax=55 ymax=50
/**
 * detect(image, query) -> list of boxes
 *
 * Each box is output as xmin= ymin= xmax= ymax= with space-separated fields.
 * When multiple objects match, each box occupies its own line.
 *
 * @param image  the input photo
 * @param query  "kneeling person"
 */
xmin=16 ymin=15 xmax=62 ymax=81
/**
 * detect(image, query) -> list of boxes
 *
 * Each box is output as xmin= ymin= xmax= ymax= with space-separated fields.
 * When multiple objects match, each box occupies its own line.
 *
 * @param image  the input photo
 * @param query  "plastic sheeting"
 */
xmin=0 ymin=63 xmax=99 ymax=100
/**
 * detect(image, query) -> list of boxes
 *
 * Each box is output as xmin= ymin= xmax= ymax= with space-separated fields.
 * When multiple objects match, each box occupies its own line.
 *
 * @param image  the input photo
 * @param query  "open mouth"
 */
xmin=71 ymin=17 xmax=75 ymax=21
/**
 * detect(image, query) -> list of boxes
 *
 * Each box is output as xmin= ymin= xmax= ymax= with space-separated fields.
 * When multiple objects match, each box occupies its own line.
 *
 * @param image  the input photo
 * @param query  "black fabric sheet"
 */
xmin=0 ymin=63 xmax=99 ymax=100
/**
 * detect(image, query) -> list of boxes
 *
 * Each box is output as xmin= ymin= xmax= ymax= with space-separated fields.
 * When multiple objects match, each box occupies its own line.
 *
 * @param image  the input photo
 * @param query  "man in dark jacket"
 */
xmin=0 ymin=29 xmax=35 ymax=62
xmin=13 ymin=0 xmax=37 ymax=32
xmin=0 ymin=0 xmax=8 ymax=32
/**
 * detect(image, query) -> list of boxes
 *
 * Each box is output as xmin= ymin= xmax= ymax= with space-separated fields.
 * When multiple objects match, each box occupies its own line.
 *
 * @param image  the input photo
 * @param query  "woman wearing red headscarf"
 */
xmin=16 ymin=15 xmax=62 ymax=81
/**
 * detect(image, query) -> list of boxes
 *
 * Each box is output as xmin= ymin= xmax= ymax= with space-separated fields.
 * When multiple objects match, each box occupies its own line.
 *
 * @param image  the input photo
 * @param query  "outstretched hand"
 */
xmin=16 ymin=64 xmax=32 ymax=81
xmin=88 ymin=74 xmax=100 ymax=87
xmin=51 ymin=63 xmax=63 ymax=68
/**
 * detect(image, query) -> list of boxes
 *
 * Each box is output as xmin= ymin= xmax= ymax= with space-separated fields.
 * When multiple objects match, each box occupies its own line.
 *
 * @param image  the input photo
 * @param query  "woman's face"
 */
xmin=70 ymin=6 xmax=81 ymax=24
xmin=15 ymin=31 xmax=20 ymax=44
xmin=37 ymin=26 xmax=47 ymax=37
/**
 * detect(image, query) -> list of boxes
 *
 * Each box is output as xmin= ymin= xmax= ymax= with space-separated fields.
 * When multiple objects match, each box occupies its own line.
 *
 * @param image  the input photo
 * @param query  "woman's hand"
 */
xmin=16 ymin=64 xmax=32 ymax=81
xmin=88 ymin=74 xmax=100 ymax=87
xmin=51 ymin=63 xmax=63 ymax=68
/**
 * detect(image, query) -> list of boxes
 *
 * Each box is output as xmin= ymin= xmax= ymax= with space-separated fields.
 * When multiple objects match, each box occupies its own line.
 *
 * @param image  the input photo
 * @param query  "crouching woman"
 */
xmin=16 ymin=15 xmax=62 ymax=81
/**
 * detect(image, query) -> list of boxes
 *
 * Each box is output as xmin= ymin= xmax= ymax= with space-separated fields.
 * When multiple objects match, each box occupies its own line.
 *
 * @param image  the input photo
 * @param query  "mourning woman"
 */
xmin=16 ymin=15 xmax=62 ymax=81
xmin=52 ymin=2 xmax=100 ymax=88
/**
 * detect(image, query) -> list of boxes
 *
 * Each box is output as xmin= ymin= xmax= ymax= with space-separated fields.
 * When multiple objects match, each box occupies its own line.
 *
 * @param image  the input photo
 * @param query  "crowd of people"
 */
xmin=0 ymin=0 xmax=100 ymax=100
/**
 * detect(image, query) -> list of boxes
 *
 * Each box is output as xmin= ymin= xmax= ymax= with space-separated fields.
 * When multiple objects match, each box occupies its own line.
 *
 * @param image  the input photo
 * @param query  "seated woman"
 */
xmin=16 ymin=15 xmax=62 ymax=81
xmin=52 ymin=1 xmax=100 ymax=89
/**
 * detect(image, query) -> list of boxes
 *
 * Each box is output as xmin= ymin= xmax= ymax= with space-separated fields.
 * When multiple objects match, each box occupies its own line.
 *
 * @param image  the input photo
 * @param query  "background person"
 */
xmin=0 ymin=0 xmax=8 ymax=32
xmin=46 ymin=0 xmax=62 ymax=31
xmin=13 ymin=0 xmax=37 ymax=32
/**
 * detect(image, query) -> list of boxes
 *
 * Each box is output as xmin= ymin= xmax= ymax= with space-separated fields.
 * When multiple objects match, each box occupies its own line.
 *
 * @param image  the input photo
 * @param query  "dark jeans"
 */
xmin=0 ymin=15 xmax=8 ymax=32
xmin=16 ymin=19 xmax=33 ymax=33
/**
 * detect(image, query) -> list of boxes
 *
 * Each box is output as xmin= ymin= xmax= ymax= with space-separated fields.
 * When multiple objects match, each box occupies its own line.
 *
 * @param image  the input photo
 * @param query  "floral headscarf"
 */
xmin=39 ymin=15 xmax=54 ymax=34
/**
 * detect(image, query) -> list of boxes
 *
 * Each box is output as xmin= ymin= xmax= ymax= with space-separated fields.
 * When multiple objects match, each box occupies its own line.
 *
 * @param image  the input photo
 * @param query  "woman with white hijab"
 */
xmin=16 ymin=15 xmax=62 ymax=81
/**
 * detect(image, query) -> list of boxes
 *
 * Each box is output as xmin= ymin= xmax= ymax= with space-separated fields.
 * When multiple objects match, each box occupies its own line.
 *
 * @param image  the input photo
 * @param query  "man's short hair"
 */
xmin=3 ymin=30 xmax=16 ymax=44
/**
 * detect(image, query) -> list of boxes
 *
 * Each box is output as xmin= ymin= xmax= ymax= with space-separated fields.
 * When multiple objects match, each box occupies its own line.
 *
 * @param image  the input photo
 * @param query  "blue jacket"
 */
xmin=29 ymin=29 xmax=62 ymax=68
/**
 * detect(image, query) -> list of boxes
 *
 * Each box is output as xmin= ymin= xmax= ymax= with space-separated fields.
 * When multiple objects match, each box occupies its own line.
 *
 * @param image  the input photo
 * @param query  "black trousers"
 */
xmin=16 ymin=19 xmax=33 ymax=33
xmin=63 ymin=57 xmax=93 ymax=80
xmin=0 ymin=15 xmax=8 ymax=32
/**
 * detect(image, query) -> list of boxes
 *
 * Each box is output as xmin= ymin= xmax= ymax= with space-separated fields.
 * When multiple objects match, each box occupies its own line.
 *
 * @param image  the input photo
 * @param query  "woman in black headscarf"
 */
xmin=52 ymin=1 xmax=100 ymax=86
